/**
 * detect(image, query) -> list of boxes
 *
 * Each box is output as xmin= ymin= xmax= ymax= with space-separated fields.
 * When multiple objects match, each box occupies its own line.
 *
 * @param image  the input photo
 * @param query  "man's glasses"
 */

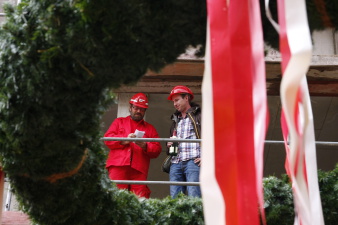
xmin=132 ymin=106 xmax=146 ymax=112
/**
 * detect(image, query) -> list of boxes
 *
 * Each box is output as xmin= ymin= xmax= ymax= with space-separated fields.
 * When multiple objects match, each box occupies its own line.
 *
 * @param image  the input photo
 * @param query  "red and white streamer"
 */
xmin=277 ymin=0 xmax=325 ymax=224
xmin=201 ymin=0 xmax=268 ymax=224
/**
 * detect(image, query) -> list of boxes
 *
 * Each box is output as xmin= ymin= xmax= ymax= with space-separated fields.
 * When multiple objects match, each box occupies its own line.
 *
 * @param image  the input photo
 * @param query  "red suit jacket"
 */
xmin=104 ymin=116 xmax=162 ymax=175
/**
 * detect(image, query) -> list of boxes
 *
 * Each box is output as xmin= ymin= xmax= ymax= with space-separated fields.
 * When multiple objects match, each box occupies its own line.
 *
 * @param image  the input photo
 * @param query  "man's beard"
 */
xmin=131 ymin=113 xmax=143 ymax=121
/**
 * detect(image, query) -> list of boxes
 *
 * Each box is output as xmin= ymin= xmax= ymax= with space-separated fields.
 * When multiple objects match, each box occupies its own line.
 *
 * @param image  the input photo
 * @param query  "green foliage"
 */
xmin=143 ymin=194 xmax=204 ymax=225
xmin=263 ymin=164 xmax=338 ymax=225
xmin=318 ymin=164 xmax=338 ymax=224
xmin=260 ymin=0 xmax=338 ymax=50
xmin=263 ymin=176 xmax=294 ymax=225
xmin=306 ymin=0 xmax=338 ymax=32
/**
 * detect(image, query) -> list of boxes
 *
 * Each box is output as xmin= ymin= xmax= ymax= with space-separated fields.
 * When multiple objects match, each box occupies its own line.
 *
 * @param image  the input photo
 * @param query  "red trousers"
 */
xmin=107 ymin=166 xmax=151 ymax=198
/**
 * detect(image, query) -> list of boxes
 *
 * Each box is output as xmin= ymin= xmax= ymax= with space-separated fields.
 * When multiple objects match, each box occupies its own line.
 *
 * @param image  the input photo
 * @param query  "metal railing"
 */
xmin=101 ymin=137 xmax=201 ymax=143
xmin=101 ymin=137 xmax=338 ymax=147
xmin=4 ymin=137 xmax=337 ymax=210
xmin=264 ymin=140 xmax=338 ymax=147
xmin=102 ymin=137 xmax=338 ymax=187
xmin=112 ymin=180 xmax=199 ymax=186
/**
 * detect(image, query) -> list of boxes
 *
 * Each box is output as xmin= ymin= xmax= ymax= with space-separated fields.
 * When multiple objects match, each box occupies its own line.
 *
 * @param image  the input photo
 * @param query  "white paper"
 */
xmin=134 ymin=129 xmax=145 ymax=138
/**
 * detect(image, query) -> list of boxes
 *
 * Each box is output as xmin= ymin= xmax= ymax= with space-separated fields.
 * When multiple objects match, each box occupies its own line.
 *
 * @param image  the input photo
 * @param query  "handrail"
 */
xmin=112 ymin=180 xmax=200 ymax=186
xmin=101 ymin=137 xmax=200 ymax=143
xmin=101 ymin=137 xmax=338 ymax=146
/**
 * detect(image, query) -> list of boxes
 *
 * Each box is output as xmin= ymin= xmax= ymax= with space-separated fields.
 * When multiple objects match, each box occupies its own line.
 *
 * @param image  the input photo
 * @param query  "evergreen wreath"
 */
xmin=0 ymin=0 xmax=337 ymax=224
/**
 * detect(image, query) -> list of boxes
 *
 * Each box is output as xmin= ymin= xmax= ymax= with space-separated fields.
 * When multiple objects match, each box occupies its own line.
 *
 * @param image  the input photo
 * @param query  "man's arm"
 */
xmin=104 ymin=118 xmax=130 ymax=150
xmin=140 ymin=125 xmax=162 ymax=158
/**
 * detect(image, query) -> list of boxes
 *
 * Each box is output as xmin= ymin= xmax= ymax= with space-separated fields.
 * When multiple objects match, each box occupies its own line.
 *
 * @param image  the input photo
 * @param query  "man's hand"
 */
xmin=166 ymin=135 xmax=177 ymax=148
xmin=167 ymin=142 xmax=173 ymax=148
xmin=194 ymin=158 xmax=201 ymax=166
xmin=135 ymin=140 xmax=147 ymax=150
xmin=121 ymin=133 xmax=136 ymax=145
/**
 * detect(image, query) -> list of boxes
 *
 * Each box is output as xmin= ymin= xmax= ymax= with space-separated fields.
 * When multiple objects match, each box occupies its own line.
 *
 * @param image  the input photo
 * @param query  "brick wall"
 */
xmin=1 ymin=211 xmax=30 ymax=225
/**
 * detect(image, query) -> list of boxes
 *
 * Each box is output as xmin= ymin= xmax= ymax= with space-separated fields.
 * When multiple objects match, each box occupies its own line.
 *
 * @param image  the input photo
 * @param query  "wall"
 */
xmin=264 ymin=96 xmax=338 ymax=177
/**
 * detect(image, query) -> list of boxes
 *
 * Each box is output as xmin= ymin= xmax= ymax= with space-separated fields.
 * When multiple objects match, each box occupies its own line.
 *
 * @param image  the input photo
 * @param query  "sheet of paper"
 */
xmin=134 ymin=129 xmax=145 ymax=138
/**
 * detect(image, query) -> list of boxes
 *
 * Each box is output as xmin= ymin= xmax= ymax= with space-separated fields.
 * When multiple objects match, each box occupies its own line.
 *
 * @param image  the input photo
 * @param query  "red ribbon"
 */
xmin=207 ymin=0 xmax=267 ymax=224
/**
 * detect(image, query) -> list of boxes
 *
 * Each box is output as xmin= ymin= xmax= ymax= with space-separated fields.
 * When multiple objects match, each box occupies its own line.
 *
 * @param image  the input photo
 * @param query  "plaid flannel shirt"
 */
xmin=171 ymin=115 xmax=200 ymax=163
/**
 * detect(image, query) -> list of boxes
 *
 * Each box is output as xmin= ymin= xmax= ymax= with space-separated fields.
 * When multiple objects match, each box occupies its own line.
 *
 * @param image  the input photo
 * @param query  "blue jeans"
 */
xmin=169 ymin=159 xmax=201 ymax=198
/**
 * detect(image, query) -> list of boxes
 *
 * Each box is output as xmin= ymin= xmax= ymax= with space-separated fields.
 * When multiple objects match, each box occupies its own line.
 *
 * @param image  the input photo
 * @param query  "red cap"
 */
xmin=167 ymin=85 xmax=194 ymax=101
xmin=129 ymin=93 xmax=149 ymax=108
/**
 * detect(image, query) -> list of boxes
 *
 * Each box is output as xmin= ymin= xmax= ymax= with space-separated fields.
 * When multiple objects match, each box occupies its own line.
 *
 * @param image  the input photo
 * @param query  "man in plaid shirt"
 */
xmin=167 ymin=86 xmax=201 ymax=198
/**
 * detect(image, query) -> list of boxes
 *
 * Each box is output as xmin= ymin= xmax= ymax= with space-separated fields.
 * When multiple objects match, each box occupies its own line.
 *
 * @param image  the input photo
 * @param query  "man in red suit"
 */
xmin=104 ymin=93 xmax=162 ymax=198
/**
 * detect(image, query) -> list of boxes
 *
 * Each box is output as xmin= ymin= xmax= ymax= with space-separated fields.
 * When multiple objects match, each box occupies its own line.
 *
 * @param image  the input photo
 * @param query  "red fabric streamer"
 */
xmin=204 ymin=0 xmax=267 ymax=224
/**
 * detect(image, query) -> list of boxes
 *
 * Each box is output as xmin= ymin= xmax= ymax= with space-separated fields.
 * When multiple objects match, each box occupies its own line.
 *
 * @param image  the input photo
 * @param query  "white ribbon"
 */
xmin=279 ymin=0 xmax=325 ymax=224
xmin=200 ymin=21 xmax=226 ymax=225
xmin=265 ymin=0 xmax=280 ymax=33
